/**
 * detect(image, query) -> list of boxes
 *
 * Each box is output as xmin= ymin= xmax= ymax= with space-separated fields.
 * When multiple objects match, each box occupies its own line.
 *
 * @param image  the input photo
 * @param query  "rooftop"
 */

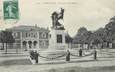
xmin=7 ymin=25 xmax=49 ymax=32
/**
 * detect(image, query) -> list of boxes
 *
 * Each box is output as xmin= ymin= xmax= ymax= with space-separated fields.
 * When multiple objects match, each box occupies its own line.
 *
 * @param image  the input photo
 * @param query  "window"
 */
xmin=42 ymin=32 xmax=47 ymax=39
xmin=50 ymin=34 xmax=51 ymax=38
xmin=46 ymin=33 xmax=48 ymax=38
xmin=39 ymin=40 xmax=42 ymax=46
xmin=57 ymin=34 xmax=62 ymax=43
xmin=22 ymin=32 xmax=25 ymax=38
xmin=39 ymin=32 xmax=42 ymax=39
xmin=31 ymin=33 xmax=33 ymax=37
xmin=45 ymin=40 xmax=49 ymax=46
xmin=35 ymin=32 xmax=37 ymax=37
xmin=28 ymin=33 xmax=30 ymax=37
xmin=26 ymin=33 xmax=28 ymax=37
xmin=42 ymin=33 xmax=45 ymax=38
xmin=13 ymin=33 xmax=16 ymax=38
xmin=17 ymin=32 xmax=20 ymax=39
xmin=12 ymin=32 xmax=18 ymax=38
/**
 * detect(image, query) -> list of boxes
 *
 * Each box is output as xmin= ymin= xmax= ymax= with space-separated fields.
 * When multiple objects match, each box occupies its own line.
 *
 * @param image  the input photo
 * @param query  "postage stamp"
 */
xmin=3 ymin=0 xmax=19 ymax=20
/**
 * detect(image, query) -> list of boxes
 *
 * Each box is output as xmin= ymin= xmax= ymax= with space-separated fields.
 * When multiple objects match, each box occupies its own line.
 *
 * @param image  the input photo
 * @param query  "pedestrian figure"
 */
xmin=30 ymin=50 xmax=34 ymax=60
xmin=34 ymin=51 xmax=39 ymax=63
xmin=79 ymin=49 xmax=82 ymax=56
xmin=94 ymin=50 xmax=97 ymax=60
xmin=30 ymin=50 xmax=36 ymax=64
xmin=66 ymin=50 xmax=70 ymax=62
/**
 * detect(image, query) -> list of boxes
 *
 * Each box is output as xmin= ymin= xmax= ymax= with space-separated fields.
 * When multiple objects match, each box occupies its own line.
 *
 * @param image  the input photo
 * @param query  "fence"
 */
xmin=29 ymin=50 xmax=97 ymax=64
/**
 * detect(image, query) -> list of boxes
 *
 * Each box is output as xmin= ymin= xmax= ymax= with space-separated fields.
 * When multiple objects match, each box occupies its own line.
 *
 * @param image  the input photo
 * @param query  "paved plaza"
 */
xmin=0 ymin=49 xmax=115 ymax=72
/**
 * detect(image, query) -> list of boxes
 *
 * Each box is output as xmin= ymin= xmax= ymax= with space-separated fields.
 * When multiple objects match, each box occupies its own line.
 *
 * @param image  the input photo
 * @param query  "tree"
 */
xmin=0 ymin=31 xmax=5 ymax=50
xmin=73 ymin=27 xmax=88 ymax=44
xmin=105 ymin=16 xmax=115 ymax=38
xmin=0 ymin=30 xmax=15 ymax=53
xmin=73 ymin=27 xmax=93 ymax=49
xmin=105 ymin=16 xmax=115 ymax=48
xmin=105 ymin=16 xmax=115 ymax=34
xmin=72 ymin=16 xmax=115 ymax=49
xmin=94 ymin=28 xmax=105 ymax=45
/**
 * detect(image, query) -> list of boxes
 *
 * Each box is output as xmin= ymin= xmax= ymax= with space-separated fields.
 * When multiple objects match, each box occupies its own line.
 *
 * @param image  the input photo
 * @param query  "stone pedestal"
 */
xmin=49 ymin=29 xmax=67 ymax=50
xmin=39 ymin=29 xmax=67 ymax=63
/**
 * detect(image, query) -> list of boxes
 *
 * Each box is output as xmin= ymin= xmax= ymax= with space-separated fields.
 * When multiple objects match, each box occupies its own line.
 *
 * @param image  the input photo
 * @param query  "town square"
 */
xmin=0 ymin=0 xmax=115 ymax=72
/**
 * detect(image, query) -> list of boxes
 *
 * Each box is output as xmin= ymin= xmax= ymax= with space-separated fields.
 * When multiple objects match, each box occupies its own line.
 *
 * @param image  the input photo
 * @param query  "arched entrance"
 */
xmin=23 ymin=41 xmax=27 ymax=51
xmin=33 ymin=41 xmax=38 ymax=48
xmin=28 ymin=41 xmax=32 ymax=49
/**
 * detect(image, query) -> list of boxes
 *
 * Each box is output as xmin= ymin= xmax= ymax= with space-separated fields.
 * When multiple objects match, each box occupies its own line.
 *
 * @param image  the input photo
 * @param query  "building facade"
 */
xmin=8 ymin=25 xmax=50 ymax=51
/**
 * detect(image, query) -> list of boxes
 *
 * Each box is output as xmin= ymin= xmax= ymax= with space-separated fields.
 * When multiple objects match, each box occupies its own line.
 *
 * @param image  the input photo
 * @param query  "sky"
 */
xmin=0 ymin=0 xmax=115 ymax=37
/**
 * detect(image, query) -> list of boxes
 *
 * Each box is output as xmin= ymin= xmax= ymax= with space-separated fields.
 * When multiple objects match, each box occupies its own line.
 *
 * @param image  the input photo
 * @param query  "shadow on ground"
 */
xmin=45 ymin=66 xmax=115 ymax=72
xmin=36 ymin=59 xmax=111 ymax=66
xmin=0 ymin=59 xmax=32 ymax=66
xmin=0 ymin=58 xmax=112 ymax=66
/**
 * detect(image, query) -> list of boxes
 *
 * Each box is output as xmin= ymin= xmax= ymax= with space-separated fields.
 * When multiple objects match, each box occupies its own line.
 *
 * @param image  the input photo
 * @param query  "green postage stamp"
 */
xmin=3 ymin=0 xmax=19 ymax=20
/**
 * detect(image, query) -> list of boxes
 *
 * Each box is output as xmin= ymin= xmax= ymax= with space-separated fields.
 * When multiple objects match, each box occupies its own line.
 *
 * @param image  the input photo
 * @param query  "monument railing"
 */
xmin=70 ymin=52 xmax=94 ymax=57
xmin=38 ymin=53 xmax=66 ymax=60
xmin=29 ymin=50 xmax=97 ymax=64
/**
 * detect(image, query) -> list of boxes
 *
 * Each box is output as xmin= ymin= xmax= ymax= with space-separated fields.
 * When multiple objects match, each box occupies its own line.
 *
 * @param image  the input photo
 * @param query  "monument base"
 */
xmin=39 ymin=29 xmax=68 ymax=62
xmin=49 ymin=29 xmax=67 ymax=49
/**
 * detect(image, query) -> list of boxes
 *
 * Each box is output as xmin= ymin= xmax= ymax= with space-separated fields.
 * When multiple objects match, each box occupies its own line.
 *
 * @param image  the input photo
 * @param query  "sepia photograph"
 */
xmin=0 ymin=0 xmax=115 ymax=72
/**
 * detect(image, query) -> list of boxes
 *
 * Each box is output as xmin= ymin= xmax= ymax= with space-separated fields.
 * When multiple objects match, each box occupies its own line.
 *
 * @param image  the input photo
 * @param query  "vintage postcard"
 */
xmin=0 ymin=0 xmax=115 ymax=72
